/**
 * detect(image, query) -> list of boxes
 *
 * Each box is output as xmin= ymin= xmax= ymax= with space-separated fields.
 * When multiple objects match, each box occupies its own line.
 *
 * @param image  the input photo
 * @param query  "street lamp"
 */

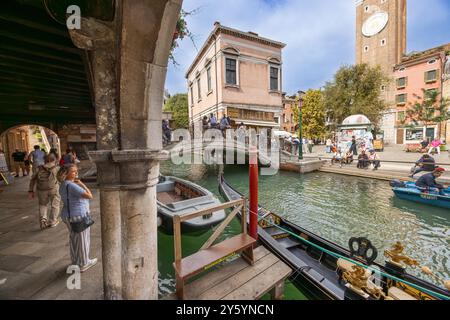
xmin=298 ymin=103 xmax=303 ymax=160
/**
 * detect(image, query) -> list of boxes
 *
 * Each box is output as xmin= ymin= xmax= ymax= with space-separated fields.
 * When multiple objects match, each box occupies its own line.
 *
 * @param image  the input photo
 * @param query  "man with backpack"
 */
xmin=28 ymin=154 xmax=61 ymax=230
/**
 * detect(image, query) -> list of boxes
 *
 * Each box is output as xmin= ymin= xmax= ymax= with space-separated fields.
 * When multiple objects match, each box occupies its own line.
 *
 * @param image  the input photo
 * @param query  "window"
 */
xmin=225 ymin=58 xmax=237 ymax=85
xmin=365 ymin=6 xmax=370 ymax=12
xmin=396 ymin=77 xmax=407 ymax=89
xmin=396 ymin=93 xmax=407 ymax=105
xmin=380 ymin=39 xmax=386 ymax=46
xmin=206 ymin=67 xmax=212 ymax=92
xmin=399 ymin=67 xmax=406 ymax=72
xmin=428 ymin=59 xmax=437 ymax=64
xmin=397 ymin=111 xmax=405 ymax=122
xmin=270 ymin=66 xmax=279 ymax=91
xmin=197 ymin=77 xmax=201 ymax=101
xmin=380 ymin=85 xmax=386 ymax=91
xmin=406 ymin=128 xmax=424 ymax=141
xmin=189 ymin=85 xmax=194 ymax=106
xmin=364 ymin=46 xmax=369 ymax=53
xmin=424 ymin=70 xmax=438 ymax=83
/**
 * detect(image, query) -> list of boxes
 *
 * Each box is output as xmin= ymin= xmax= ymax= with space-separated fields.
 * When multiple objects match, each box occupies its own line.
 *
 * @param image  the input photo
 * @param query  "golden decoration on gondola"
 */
xmin=342 ymin=266 xmax=392 ymax=300
xmin=385 ymin=243 xmax=450 ymax=292
xmin=384 ymin=242 xmax=419 ymax=267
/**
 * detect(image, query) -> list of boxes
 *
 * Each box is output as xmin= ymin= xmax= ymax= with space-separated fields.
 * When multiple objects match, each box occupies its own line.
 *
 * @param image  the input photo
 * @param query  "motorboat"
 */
xmin=391 ymin=180 xmax=450 ymax=210
xmin=157 ymin=176 xmax=226 ymax=233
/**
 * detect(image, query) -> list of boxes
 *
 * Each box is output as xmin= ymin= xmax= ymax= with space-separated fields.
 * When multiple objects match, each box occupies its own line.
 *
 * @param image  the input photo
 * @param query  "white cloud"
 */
xmin=165 ymin=0 xmax=450 ymax=95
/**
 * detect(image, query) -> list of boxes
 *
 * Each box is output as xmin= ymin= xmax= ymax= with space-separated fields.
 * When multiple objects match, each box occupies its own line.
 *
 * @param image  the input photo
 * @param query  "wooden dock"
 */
xmin=319 ymin=166 xmax=415 ymax=182
xmin=164 ymin=245 xmax=292 ymax=300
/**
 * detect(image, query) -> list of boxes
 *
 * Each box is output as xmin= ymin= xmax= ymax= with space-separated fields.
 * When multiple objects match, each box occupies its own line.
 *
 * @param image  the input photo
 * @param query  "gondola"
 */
xmin=391 ymin=180 xmax=450 ymax=210
xmin=157 ymin=176 xmax=226 ymax=233
xmin=219 ymin=174 xmax=450 ymax=300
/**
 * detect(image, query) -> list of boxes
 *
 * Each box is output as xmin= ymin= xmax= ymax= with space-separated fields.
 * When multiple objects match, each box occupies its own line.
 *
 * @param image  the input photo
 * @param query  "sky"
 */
xmin=166 ymin=0 xmax=450 ymax=95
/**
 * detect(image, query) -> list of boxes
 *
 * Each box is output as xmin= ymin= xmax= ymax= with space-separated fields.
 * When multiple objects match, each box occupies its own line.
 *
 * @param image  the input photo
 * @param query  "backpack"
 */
xmin=37 ymin=166 xmax=58 ymax=190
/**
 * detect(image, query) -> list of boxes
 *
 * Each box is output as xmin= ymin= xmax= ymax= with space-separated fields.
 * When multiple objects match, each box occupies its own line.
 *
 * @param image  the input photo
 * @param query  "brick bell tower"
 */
xmin=356 ymin=0 xmax=407 ymax=104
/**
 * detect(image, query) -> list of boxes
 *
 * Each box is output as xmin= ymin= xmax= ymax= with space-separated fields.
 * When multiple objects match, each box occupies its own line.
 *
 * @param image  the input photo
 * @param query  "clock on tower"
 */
xmin=355 ymin=0 xmax=406 ymax=74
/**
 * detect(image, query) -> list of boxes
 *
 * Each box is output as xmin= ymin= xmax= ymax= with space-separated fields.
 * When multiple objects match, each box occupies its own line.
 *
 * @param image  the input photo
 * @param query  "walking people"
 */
xmin=58 ymin=164 xmax=97 ymax=272
xmin=28 ymin=145 xmax=46 ymax=175
xmin=325 ymin=138 xmax=332 ymax=153
xmin=28 ymin=154 xmax=61 ymax=230
xmin=307 ymin=138 xmax=314 ymax=154
xmin=350 ymin=136 xmax=358 ymax=156
xmin=11 ymin=149 xmax=27 ymax=177
xmin=61 ymin=148 xmax=76 ymax=167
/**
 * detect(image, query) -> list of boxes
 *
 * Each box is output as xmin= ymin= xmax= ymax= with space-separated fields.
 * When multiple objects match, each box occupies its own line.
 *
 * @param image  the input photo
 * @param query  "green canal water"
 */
xmin=158 ymin=162 xmax=450 ymax=299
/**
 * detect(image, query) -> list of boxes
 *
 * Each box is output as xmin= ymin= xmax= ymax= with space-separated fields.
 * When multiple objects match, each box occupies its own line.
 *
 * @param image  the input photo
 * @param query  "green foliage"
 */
xmin=403 ymin=89 xmax=450 ymax=129
xmin=293 ymin=90 xmax=326 ymax=139
xmin=323 ymin=64 xmax=389 ymax=129
xmin=164 ymin=93 xmax=189 ymax=128
xmin=170 ymin=10 xmax=197 ymax=65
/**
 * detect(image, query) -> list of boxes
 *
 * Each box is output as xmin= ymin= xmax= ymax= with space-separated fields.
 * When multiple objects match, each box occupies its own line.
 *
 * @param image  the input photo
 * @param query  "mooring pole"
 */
xmin=249 ymin=146 xmax=258 ymax=240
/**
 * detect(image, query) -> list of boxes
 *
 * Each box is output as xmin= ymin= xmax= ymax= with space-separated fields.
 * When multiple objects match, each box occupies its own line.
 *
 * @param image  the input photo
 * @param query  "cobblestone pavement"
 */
xmin=0 ymin=177 xmax=103 ymax=300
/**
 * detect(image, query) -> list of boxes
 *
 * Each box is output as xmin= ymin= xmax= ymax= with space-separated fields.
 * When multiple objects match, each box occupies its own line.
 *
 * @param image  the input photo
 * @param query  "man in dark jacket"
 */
xmin=410 ymin=154 xmax=436 ymax=178
xmin=12 ymin=149 xmax=27 ymax=177
xmin=415 ymin=168 xmax=447 ymax=195
xmin=350 ymin=136 xmax=358 ymax=156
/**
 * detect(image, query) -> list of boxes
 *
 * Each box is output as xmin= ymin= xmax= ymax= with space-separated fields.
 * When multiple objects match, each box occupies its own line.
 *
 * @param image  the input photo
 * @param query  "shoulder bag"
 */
xmin=66 ymin=183 xmax=94 ymax=233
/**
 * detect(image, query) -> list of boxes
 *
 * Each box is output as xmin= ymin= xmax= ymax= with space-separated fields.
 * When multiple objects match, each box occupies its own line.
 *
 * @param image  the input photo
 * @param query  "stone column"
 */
xmin=69 ymin=0 xmax=181 ymax=300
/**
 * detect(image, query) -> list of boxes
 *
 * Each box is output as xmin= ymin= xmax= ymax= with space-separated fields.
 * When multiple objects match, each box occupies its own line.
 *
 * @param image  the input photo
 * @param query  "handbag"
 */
xmin=66 ymin=184 xmax=94 ymax=233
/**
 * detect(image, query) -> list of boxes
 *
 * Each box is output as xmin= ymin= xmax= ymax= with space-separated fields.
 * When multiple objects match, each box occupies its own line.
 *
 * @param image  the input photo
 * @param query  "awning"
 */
xmin=233 ymin=119 xmax=280 ymax=127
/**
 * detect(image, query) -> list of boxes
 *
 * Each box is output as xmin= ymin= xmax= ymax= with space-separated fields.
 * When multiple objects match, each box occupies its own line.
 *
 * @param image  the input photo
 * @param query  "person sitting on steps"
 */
xmin=410 ymin=154 xmax=436 ymax=178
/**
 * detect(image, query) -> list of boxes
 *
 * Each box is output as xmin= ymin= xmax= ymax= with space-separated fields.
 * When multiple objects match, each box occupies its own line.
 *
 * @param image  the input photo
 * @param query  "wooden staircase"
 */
xmin=173 ymin=198 xmax=256 ymax=300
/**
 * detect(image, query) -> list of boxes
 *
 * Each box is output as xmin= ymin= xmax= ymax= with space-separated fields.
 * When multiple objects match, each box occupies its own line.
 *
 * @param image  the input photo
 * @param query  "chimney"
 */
xmin=214 ymin=21 xmax=221 ymax=27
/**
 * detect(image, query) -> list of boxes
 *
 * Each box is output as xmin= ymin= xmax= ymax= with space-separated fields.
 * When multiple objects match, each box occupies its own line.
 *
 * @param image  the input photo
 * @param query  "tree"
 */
xmin=163 ymin=93 xmax=189 ymax=128
xmin=293 ymin=90 xmax=326 ymax=139
xmin=323 ymin=64 xmax=389 ymax=130
xmin=402 ymin=89 xmax=450 ymax=137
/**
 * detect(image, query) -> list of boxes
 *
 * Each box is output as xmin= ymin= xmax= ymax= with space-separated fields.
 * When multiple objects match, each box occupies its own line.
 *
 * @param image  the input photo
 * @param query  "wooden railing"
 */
xmin=173 ymin=198 xmax=247 ymax=264
xmin=173 ymin=198 xmax=256 ymax=299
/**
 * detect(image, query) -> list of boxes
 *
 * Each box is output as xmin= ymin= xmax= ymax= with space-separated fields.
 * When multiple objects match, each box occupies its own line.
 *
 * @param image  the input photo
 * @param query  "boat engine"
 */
xmin=389 ymin=180 xmax=405 ymax=188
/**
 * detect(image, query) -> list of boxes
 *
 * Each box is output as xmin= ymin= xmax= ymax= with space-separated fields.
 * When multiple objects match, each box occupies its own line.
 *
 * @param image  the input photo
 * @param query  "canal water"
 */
xmin=158 ymin=162 xmax=450 ymax=299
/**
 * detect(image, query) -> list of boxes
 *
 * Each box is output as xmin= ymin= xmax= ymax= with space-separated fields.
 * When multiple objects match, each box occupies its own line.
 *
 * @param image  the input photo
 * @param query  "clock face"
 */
xmin=362 ymin=12 xmax=389 ymax=37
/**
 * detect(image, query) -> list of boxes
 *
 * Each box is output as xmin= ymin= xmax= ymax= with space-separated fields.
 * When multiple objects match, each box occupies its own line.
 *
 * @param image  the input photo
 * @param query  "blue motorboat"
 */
xmin=391 ymin=180 xmax=450 ymax=209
